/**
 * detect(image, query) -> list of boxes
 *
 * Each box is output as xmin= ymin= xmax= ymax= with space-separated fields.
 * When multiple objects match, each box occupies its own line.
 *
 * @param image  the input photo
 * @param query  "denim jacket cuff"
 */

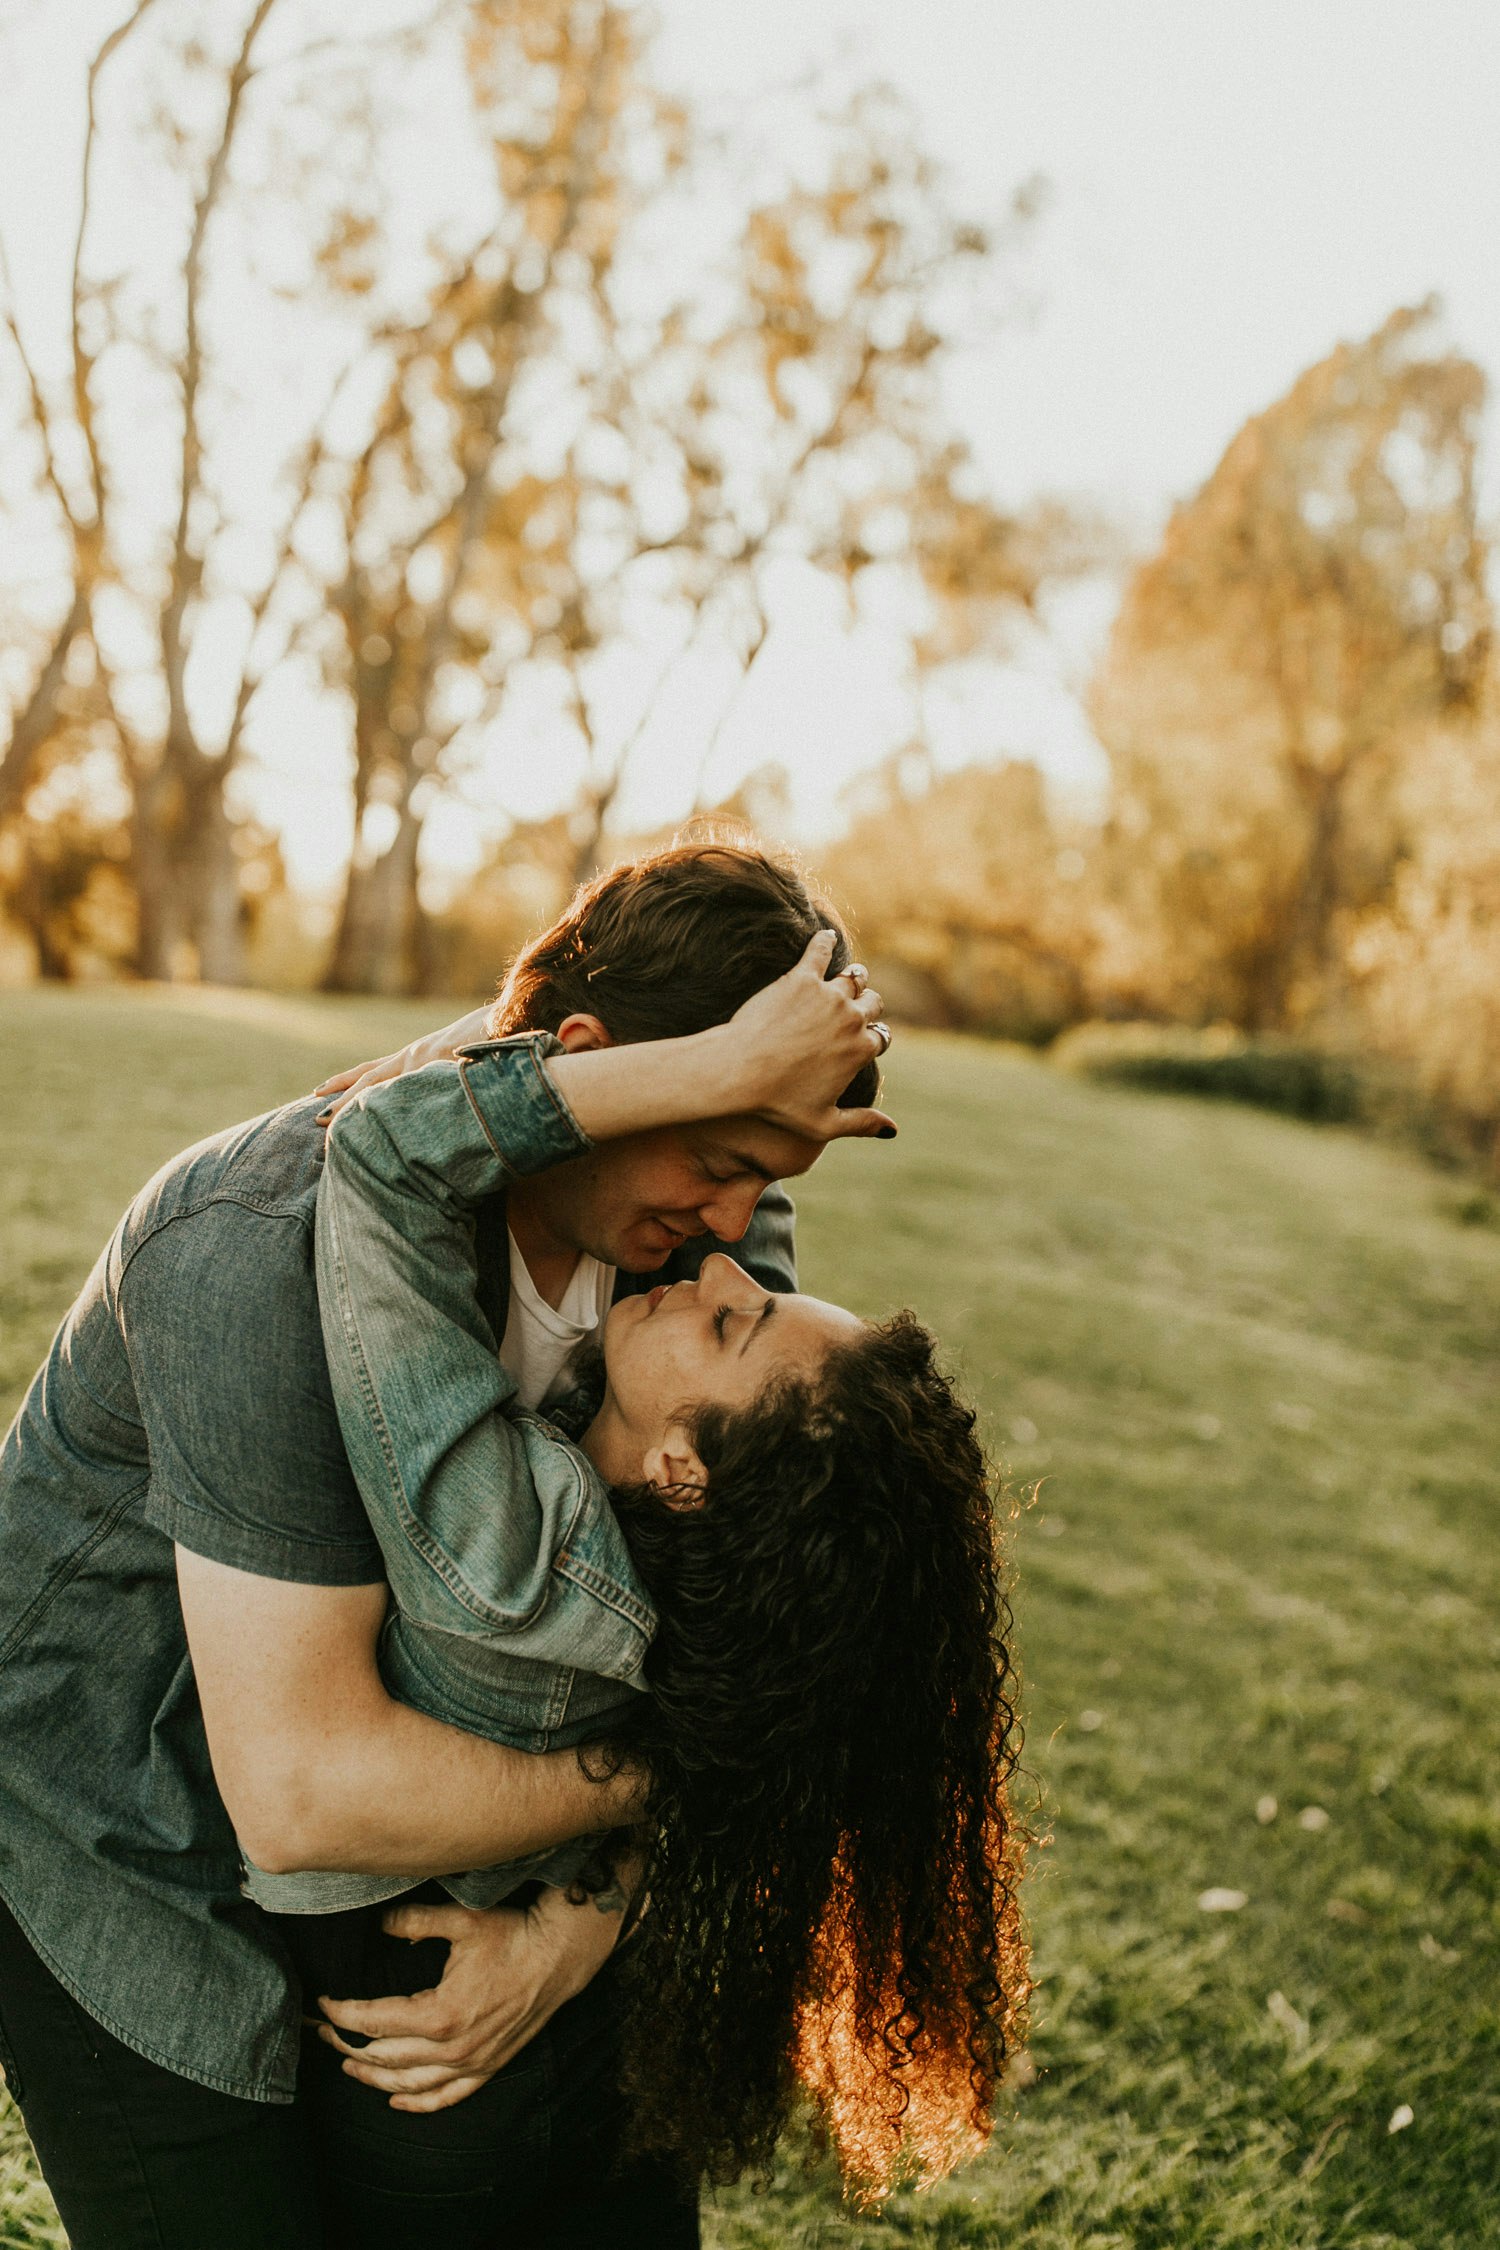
xmin=454 ymin=1033 xmax=592 ymax=1180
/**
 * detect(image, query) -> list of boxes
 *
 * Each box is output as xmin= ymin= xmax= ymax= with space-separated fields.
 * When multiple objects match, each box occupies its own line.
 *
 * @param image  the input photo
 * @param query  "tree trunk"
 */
xmin=131 ymin=773 xmax=191 ymax=981
xmin=322 ymin=801 xmax=425 ymax=994
xmin=185 ymin=784 xmax=246 ymax=986
xmin=129 ymin=757 xmax=247 ymax=983
xmin=1254 ymin=765 xmax=1346 ymax=1032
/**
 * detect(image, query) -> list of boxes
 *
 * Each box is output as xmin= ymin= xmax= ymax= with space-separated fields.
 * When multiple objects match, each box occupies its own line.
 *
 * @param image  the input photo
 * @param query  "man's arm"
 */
xmin=179 ymin=1551 xmax=641 ymax=1876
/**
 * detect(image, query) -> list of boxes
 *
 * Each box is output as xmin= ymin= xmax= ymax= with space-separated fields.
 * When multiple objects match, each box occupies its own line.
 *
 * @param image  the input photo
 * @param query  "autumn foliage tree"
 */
xmin=820 ymin=752 xmax=1090 ymax=1040
xmin=1089 ymin=304 xmax=1490 ymax=1030
xmin=1340 ymin=665 xmax=1500 ymax=1154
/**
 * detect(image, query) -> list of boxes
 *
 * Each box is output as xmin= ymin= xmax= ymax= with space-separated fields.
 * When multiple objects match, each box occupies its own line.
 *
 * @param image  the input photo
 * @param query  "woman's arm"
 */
xmin=316 ymin=935 xmax=889 ymax=1644
xmin=542 ymin=929 xmax=890 ymax=1143
xmin=317 ymin=1044 xmax=645 ymax=1658
xmin=312 ymin=929 xmax=889 ymax=1140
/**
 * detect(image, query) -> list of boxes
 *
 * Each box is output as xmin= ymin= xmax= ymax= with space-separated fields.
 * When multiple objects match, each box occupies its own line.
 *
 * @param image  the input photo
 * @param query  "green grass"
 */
xmin=3 ymin=990 xmax=1498 ymax=2248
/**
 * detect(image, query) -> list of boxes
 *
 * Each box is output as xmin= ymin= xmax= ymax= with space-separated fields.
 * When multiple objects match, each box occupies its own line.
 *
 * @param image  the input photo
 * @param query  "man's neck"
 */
xmin=506 ymin=1183 xmax=584 ymax=1311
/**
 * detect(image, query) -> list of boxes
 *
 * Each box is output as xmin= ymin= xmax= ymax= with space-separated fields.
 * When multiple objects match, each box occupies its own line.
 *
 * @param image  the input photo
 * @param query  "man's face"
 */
xmin=523 ymin=1114 xmax=826 ymax=1273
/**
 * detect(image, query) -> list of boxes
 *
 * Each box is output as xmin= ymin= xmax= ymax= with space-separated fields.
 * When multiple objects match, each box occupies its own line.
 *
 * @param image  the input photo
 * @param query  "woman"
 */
xmin=280 ymin=929 xmax=1029 ymax=2236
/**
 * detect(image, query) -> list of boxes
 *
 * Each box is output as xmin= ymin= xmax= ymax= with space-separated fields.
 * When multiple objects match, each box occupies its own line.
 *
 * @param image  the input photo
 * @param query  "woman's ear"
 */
xmin=644 ymin=1425 xmax=708 ymax=1512
xmin=555 ymin=1012 xmax=615 ymax=1052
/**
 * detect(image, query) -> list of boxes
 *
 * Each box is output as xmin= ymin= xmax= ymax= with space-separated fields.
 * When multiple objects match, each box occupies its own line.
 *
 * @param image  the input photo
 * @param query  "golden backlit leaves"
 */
xmin=823 ymin=756 xmax=1089 ymax=1040
xmin=1089 ymin=303 xmax=1490 ymax=1030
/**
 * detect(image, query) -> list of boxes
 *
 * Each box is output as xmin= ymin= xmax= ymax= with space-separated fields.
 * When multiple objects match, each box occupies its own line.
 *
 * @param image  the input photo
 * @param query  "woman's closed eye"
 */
xmin=713 ymin=1299 xmax=775 ymax=1352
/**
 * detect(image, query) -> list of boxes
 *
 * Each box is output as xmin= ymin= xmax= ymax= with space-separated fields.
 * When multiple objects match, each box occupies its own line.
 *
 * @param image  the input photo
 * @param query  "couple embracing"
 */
xmin=0 ymin=843 xmax=1027 ymax=2248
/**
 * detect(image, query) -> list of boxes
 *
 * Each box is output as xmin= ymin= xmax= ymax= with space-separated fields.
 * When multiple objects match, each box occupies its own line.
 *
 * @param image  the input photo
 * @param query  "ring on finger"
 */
xmin=843 ymin=961 xmax=869 ymax=995
xmin=870 ymin=1020 xmax=892 ymax=1056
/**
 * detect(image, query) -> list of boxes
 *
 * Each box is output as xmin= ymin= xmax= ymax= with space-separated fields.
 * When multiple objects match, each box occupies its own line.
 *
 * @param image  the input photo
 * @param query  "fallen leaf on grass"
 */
xmin=1266 ymin=1990 xmax=1309 ymax=2050
xmin=1326 ymin=1898 xmax=1370 ymax=1925
xmin=1198 ymin=1888 xmax=1248 ymax=1912
xmin=1388 ymin=2103 xmax=1414 ymax=2134
xmin=1298 ymin=1805 xmax=1331 ymax=1831
xmin=1002 ymin=2050 xmax=1038 ymax=2093
xmin=1418 ymin=1933 xmax=1461 ymax=1965
xmin=1255 ymin=1794 xmax=1279 ymax=1824
xmin=1077 ymin=1708 xmax=1104 ymax=1732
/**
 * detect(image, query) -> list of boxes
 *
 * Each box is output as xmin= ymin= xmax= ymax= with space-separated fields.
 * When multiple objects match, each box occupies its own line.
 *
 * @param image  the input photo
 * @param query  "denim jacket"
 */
xmin=246 ymin=1033 xmax=797 ymax=1915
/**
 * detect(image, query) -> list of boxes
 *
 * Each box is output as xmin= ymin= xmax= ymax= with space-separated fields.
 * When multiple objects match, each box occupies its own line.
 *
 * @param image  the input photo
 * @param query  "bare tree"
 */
xmin=0 ymin=0 xmax=393 ymax=979
xmin=1 ymin=3 xmax=1068 ymax=991
xmin=315 ymin=45 xmax=1064 ymax=991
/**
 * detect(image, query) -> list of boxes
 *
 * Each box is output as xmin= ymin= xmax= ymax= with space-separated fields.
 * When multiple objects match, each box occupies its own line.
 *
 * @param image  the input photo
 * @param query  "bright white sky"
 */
xmin=3 ymin=0 xmax=1498 ymax=891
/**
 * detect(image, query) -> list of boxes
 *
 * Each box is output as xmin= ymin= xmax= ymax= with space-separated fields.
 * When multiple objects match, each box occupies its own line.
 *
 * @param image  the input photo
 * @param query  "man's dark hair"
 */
xmin=490 ymin=841 xmax=879 ymax=1110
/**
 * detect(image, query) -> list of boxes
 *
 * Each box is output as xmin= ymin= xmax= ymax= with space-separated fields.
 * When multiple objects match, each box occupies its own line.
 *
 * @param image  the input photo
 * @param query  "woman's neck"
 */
xmin=579 ymin=1393 xmax=637 ymax=1487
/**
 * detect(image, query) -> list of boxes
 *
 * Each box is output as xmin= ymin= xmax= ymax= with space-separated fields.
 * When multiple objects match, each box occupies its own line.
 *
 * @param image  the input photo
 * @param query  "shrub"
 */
xmin=1050 ymin=1021 xmax=1482 ymax=1168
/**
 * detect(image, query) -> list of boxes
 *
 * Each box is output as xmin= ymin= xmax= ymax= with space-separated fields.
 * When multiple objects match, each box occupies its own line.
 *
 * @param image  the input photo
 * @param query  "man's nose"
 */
xmin=698 ymin=1183 xmax=764 ymax=1244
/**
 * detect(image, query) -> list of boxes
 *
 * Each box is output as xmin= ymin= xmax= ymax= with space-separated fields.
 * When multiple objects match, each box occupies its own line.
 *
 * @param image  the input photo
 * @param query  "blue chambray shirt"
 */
xmin=0 ymin=1035 xmax=795 ymax=2101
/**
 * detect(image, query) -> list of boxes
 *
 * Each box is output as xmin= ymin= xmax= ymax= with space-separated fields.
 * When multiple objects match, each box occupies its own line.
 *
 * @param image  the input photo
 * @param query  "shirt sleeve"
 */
xmin=315 ymin=1041 xmax=651 ymax=1674
xmin=122 ymin=1203 xmax=386 ymax=1586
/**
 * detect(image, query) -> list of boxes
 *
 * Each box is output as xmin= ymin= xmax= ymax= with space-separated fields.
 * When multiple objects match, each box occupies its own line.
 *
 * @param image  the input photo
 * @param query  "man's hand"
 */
xmin=315 ymin=1007 xmax=494 ymax=1125
xmin=315 ymin=1883 xmax=630 ymax=2113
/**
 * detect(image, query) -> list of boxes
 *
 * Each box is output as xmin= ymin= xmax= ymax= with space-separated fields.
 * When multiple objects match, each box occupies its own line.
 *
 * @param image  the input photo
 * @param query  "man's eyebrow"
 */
xmin=714 ymin=1144 xmax=778 ymax=1184
xmin=738 ymin=1298 xmax=776 ymax=1355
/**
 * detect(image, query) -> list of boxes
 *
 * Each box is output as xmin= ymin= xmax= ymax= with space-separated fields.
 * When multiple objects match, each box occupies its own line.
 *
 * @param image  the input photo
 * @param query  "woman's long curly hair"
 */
xmin=605 ymin=1310 xmax=1029 ymax=2198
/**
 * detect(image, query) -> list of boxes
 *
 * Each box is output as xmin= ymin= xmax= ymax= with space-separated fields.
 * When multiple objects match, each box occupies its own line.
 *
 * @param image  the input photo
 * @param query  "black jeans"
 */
xmin=281 ymin=1887 xmax=699 ymax=2249
xmin=0 ymin=1892 xmax=699 ymax=2249
xmin=0 ymin=1893 xmax=320 ymax=2249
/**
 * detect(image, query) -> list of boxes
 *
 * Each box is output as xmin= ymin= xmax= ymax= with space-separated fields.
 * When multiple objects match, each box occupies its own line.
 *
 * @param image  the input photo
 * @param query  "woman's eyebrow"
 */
xmin=739 ymin=1299 xmax=777 ymax=1355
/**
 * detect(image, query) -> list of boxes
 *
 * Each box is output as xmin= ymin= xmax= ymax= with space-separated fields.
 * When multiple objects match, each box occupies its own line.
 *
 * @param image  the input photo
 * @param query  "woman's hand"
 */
xmin=315 ymin=1007 xmax=494 ymax=1124
xmin=723 ymin=928 xmax=895 ymax=1140
xmin=315 ymin=1885 xmax=625 ymax=2112
xmin=544 ymin=928 xmax=895 ymax=1146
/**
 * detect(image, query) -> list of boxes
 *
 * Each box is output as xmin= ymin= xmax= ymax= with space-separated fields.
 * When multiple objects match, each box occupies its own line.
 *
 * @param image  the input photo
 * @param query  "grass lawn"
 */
xmin=2 ymin=985 xmax=1497 ymax=2248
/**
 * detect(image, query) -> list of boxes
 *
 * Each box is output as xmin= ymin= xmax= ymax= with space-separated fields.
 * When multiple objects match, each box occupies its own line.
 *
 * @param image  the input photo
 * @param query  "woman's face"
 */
xmin=590 ymin=1252 xmax=865 ymax=1488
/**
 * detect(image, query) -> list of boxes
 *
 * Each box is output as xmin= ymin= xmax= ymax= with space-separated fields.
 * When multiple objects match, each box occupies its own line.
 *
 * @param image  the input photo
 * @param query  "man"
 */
xmin=0 ymin=842 xmax=889 ymax=2247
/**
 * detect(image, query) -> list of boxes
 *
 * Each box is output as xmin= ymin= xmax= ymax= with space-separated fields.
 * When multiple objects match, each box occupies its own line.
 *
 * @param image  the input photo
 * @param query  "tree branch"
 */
xmin=0 ymin=232 xmax=86 ymax=544
xmin=0 ymin=588 xmax=90 ymax=821
xmin=161 ymin=0 xmax=282 ymax=767
xmin=74 ymin=0 xmax=162 ymax=526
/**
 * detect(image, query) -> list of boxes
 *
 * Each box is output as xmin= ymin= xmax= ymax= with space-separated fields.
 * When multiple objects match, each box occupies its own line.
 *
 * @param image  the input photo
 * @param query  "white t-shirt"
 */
xmin=498 ymin=1229 xmax=616 ymax=1412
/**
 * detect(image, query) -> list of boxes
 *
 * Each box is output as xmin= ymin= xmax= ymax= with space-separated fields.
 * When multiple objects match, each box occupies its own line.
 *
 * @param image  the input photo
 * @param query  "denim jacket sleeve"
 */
xmin=314 ymin=1035 xmax=652 ymax=1679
